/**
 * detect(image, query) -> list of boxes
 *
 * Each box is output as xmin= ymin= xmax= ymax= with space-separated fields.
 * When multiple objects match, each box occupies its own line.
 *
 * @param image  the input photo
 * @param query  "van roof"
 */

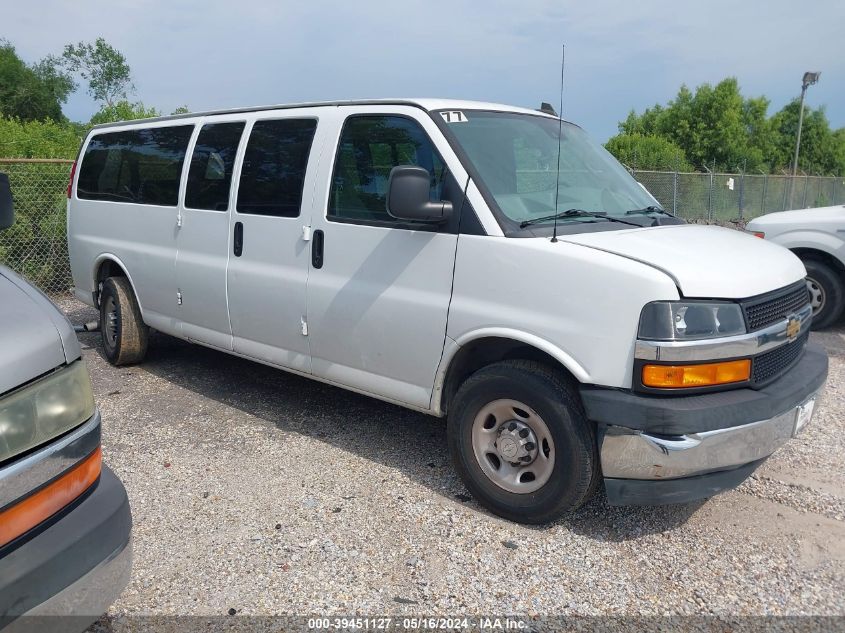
xmin=90 ymin=98 xmax=558 ymax=129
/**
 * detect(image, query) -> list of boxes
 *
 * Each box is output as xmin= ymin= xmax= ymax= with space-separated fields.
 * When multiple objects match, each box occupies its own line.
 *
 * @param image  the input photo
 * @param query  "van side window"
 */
xmin=77 ymin=126 xmax=194 ymax=206
xmin=328 ymin=115 xmax=445 ymax=224
xmin=185 ymin=122 xmax=245 ymax=211
xmin=236 ymin=119 xmax=317 ymax=217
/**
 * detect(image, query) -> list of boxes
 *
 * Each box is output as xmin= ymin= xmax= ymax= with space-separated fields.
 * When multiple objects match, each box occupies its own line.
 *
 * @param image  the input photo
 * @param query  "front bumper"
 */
xmin=580 ymin=342 xmax=828 ymax=506
xmin=0 ymin=465 xmax=132 ymax=632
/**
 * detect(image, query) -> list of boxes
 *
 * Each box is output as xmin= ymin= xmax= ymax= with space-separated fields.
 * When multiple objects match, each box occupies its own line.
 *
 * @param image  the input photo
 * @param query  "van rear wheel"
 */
xmin=100 ymin=276 xmax=149 ymax=366
xmin=447 ymin=360 xmax=599 ymax=524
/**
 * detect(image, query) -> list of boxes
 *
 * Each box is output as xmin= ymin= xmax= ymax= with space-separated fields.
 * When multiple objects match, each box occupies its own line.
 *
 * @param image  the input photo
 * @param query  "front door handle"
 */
xmin=312 ymin=230 xmax=324 ymax=269
xmin=233 ymin=221 xmax=243 ymax=257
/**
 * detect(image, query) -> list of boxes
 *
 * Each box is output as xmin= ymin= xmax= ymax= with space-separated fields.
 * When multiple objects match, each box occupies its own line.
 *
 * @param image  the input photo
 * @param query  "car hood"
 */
xmin=0 ymin=266 xmax=80 ymax=394
xmin=561 ymin=224 xmax=806 ymax=298
xmin=747 ymin=205 xmax=845 ymax=228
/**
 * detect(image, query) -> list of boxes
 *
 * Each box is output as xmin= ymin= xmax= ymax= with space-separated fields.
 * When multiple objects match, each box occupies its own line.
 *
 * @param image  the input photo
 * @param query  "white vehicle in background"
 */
xmin=747 ymin=205 xmax=845 ymax=329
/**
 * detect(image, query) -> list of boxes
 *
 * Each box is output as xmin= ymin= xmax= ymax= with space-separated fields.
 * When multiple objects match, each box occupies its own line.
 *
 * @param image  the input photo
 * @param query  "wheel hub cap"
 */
xmin=103 ymin=296 xmax=118 ymax=347
xmin=806 ymin=278 xmax=825 ymax=313
xmin=470 ymin=399 xmax=556 ymax=495
xmin=496 ymin=420 xmax=538 ymax=465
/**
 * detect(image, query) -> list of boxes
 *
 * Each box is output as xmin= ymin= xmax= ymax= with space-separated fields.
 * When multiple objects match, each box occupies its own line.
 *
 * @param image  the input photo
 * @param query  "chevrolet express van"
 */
xmin=0 ymin=173 xmax=131 ymax=630
xmin=67 ymin=100 xmax=827 ymax=523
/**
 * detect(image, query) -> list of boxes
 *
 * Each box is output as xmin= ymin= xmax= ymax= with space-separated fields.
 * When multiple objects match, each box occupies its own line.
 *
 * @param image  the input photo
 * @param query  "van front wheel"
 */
xmin=100 ymin=276 xmax=149 ymax=366
xmin=447 ymin=360 xmax=598 ymax=524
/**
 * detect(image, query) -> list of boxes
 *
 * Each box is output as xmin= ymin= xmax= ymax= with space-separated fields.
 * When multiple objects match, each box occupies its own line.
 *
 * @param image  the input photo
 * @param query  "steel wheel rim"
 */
xmin=471 ymin=398 xmax=555 ymax=494
xmin=806 ymin=277 xmax=825 ymax=314
xmin=103 ymin=295 xmax=118 ymax=349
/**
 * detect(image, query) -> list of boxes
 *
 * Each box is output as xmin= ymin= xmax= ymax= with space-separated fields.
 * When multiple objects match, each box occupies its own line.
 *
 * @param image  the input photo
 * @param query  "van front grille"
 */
xmin=742 ymin=283 xmax=810 ymax=331
xmin=752 ymin=330 xmax=809 ymax=386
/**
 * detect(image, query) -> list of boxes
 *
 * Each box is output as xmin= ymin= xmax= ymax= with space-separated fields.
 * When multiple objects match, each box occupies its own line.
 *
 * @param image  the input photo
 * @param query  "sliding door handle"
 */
xmin=233 ymin=221 xmax=243 ymax=257
xmin=312 ymin=230 xmax=324 ymax=269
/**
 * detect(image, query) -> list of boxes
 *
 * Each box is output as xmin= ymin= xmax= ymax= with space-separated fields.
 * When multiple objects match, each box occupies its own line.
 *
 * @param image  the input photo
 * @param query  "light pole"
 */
xmin=788 ymin=71 xmax=820 ymax=208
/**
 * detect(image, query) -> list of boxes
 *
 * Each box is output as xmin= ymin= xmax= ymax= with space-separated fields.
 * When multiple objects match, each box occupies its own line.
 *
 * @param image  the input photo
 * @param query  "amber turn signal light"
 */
xmin=0 ymin=446 xmax=101 ymax=548
xmin=642 ymin=359 xmax=751 ymax=388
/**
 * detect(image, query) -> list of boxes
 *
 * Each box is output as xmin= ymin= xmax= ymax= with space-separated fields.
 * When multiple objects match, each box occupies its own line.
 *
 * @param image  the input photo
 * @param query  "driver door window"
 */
xmin=328 ymin=115 xmax=446 ymax=225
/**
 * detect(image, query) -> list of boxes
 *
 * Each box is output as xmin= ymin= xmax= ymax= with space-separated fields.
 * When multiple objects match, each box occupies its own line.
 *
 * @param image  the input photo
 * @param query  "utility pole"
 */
xmin=789 ymin=71 xmax=821 ymax=207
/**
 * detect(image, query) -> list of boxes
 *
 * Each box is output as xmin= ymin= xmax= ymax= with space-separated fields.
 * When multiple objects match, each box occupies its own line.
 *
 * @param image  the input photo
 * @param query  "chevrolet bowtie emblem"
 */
xmin=786 ymin=317 xmax=801 ymax=340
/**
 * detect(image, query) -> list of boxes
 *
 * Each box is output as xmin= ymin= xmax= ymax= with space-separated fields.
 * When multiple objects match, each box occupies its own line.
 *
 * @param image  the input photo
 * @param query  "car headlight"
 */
xmin=0 ymin=361 xmax=95 ymax=464
xmin=638 ymin=301 xmax=746 ymax=341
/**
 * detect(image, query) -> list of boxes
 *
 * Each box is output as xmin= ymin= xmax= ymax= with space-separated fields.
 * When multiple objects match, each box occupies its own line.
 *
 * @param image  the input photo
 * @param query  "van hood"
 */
xmin=561 ymin=224 xmax=806 ymax=299
xmin=0 ymin=266 xmax=80 ymax=394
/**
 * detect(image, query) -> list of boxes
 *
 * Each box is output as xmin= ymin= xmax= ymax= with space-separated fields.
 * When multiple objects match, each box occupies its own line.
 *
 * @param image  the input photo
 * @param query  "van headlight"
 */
xmin=0 ymin=361 xmax=95 ymax=464
xmin=638 ymin=301 xmax=746 ymax=341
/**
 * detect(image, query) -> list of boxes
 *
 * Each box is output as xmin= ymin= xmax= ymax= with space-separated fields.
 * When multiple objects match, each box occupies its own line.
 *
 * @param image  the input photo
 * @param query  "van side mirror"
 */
xmin=386 ymin=166 xmax=452 ymax=223
xmin=0 ymin=173 xmax=14 ymax=231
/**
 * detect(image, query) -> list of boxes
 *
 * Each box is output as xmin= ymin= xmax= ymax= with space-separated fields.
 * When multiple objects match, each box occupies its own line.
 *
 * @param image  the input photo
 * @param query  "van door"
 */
xmin=305 ymin=108 xmax=469 ymax=409
xmin=225 ymin=114 xmax=322 ymax=372
xmin=175 ymin=119 xmax=246 ymax=349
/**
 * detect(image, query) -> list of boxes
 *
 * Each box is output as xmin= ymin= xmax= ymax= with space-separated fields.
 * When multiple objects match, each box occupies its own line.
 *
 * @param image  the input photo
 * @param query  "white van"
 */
xmin=67 ymin=99 xmax=827 ymax=523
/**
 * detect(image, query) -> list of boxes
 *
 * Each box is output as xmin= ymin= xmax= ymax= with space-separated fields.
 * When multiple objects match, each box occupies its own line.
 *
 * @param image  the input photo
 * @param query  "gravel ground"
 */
xmin=54 ymin=298 xmax=845 ymax=625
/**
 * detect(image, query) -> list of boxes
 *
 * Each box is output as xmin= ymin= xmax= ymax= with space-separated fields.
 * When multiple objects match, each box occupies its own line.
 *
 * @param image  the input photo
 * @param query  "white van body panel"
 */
xmin=746 ymin=205 xmax=845 ymax=267
xmin=563 ymin=224 xmax=806 ymax=298
xmin=446 ymin=235 xmax=680 ymax=390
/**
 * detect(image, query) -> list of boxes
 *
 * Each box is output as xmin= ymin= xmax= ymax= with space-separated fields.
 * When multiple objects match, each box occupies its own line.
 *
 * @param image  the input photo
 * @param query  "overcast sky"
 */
xmin=7 ymin=0 xmax=844 ymax=141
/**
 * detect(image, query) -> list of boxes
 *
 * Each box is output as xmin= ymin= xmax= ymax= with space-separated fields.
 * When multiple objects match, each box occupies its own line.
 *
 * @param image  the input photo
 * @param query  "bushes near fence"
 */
xmin=0 ymin=159 xmax=73 ymax=294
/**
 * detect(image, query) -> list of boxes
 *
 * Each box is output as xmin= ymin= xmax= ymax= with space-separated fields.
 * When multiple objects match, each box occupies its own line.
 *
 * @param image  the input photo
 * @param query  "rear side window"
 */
xmin=236 ymin=118 xmax=317 ymax=217
xmin=328 ymin=115 xmax=446 ymax=224
xmin=77 ymin=126 xmax=193 ymax=206
xmin=185 ymin=122 xmax=245 ymax=211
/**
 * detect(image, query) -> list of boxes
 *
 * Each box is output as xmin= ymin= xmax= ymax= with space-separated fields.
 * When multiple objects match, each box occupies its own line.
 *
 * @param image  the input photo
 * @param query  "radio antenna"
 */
xmin=551 ymin=44 xmax=565 ymax=243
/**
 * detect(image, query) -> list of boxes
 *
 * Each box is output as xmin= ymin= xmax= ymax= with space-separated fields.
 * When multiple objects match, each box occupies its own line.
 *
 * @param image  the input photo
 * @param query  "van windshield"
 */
xmin=440 ymin=110 xmax=661 ymax=234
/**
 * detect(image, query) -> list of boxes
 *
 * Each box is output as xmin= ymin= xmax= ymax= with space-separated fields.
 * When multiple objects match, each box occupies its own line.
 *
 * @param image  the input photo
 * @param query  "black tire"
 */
xmin=803 ymin=258 xmax=845 ymax=330
xmin=447 ymin=360 xmax=599 ymax=524
xmin=99 ymin=276 xmax=149 ymax=366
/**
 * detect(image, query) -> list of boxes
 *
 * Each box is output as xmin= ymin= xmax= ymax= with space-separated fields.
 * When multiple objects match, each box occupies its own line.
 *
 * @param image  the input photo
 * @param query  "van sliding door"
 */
xmin=225 ymin=114 xmax=322 ymax=372
xmin=175 ymin=119 xmax=246 ymax=348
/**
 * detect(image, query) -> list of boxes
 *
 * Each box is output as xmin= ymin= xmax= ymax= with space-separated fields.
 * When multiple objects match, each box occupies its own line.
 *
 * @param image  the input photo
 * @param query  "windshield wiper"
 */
xmin=520 ymin=209 xmax=642 ymax=229
xmin=625 ymin=206 xmax=675 ymax=217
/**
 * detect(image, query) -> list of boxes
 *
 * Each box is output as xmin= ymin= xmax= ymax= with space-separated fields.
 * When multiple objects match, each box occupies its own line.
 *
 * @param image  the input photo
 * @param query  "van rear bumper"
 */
xmin=580 ymin=342 xmax=827 ymax=506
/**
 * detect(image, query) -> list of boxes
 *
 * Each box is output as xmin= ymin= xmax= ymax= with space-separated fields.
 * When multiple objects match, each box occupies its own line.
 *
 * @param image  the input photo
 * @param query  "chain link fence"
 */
xmin=0 ymin=159 xmax=73 ymax=295
xmin=633 ymin=169 xmax=845 ymax=223
xmin=0 ymin=159 xmax=843 ymax=297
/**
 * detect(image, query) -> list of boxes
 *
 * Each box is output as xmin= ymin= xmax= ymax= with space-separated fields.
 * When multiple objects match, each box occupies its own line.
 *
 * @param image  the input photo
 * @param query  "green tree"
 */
xmin=89 ymin=100 xmax=159 ymax=125
xmin=832 ymin=128 xmax=845 ymax=176
xmin=604 ymin=133 xmax=692 ymax=171
xmin=770 ymin=100 xmax=839 ymax=175
xmin=0 ymin=40 xmax=73 ymax=121
xmin=60 ymin=38 xmax=132 ymax=106
xmin=0 ymin=117 xmax=81 ymax=158
xmin=742 ymin=95 xmax=774 ymax=170
xmin=619 ymin=78 xmax=777 ymax=172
